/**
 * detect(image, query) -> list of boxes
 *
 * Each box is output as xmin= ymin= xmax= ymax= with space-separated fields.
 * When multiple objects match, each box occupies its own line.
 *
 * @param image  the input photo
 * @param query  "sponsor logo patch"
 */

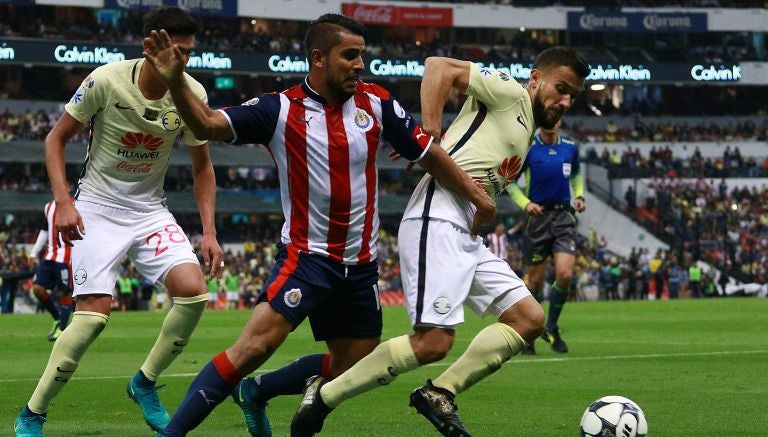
xmin=242 ymin=97 xmax=260 ymax=106
xmin=70 ymin=89 xmax=84 ymax=104
xmin=120 ymin=132 xmax=163 ymax=151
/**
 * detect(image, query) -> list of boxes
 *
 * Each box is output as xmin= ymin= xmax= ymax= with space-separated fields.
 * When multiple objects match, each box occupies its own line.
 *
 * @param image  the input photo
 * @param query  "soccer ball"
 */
xmin=579 ymin=395 xmax=648 ymax=437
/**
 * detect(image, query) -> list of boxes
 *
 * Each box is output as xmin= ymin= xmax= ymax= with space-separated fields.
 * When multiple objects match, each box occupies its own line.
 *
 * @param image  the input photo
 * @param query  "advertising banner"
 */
xmin=0 ymin=39 xmax=745 ymax=83
xmin=568 ymin=11 xmax=707 ymax=33
xmin=341 ymin=3 xmax=453 ymax=27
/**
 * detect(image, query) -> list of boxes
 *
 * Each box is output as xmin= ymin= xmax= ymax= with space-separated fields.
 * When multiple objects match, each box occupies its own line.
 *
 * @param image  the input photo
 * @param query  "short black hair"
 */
xmin=533 ymin=46 xmax=590 ymax=80
xmin=143 ymin=7 xmax=198 ymax=38
xmin=304 ymin=13 xmax=367 ymax=59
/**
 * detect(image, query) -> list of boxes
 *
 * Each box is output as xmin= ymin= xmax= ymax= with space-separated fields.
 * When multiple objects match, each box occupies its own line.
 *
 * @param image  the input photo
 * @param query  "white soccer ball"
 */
xmin=579 ymin=395 xmax=648 ymax=437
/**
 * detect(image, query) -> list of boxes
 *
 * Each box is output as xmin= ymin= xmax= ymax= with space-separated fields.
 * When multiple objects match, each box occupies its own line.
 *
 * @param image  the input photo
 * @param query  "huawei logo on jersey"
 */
xmin=498 ymin=156 xmax=522 ymax=188
xmin=120 ymin=132 xmax=163 ymax=151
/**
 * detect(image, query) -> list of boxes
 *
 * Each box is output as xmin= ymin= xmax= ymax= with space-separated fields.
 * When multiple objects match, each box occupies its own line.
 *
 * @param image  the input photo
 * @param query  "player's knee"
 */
xmin=503 ymin=303 xmax=545 ymax=344
xmin=556 ymin=273 xmax=573 ymax=288
xmin=411 ymin=330 xmax=453 ymax=364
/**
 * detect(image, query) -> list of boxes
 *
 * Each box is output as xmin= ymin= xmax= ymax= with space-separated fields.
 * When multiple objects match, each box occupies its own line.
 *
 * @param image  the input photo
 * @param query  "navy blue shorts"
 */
xmin=259 ymin=244 xmax=381 ymax=341
xmin=33 ymin=260 xmax=72 ymax=294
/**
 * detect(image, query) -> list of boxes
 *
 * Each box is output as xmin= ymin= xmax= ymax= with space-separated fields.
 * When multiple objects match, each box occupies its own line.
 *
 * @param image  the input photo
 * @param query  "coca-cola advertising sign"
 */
xmin=342 ymin=3 xmax=453 ymax=27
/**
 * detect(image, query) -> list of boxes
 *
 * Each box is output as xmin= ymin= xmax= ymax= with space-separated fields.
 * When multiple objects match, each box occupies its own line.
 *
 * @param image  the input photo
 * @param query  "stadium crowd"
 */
xmin=629 ymin=178 xmax=768 ymax=284
xmin=584 ymin=142 xmax=768 ymax=179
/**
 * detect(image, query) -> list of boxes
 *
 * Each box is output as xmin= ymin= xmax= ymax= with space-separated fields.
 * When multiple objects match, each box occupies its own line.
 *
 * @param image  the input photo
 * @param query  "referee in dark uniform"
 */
xmin=507 ymin=120 xmax=584 ymax=354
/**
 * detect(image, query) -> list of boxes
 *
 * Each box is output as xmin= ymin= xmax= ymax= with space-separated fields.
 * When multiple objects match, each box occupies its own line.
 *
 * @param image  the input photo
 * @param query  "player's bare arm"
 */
xmin=143 ymin=29 xmax=231 ymax=141
xmin=44 ymin=112 xmax=85 ymax=246
xmin=418 ymin=145 xmax=496 ymax=237
xmin=188 ymin=144 xmax=224 ymax=278
xmin=420 ymin=57 xmax=471 ymax=139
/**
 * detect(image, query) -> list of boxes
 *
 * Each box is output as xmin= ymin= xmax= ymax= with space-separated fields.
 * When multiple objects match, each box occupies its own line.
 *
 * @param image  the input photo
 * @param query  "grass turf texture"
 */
xmin=2 ymin=298 xmax=766 ymax=436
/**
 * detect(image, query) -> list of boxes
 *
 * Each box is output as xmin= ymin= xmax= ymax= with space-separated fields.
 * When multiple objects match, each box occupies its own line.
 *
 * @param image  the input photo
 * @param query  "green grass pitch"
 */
xmin=2 ymin=298 xmax=767 ymax=436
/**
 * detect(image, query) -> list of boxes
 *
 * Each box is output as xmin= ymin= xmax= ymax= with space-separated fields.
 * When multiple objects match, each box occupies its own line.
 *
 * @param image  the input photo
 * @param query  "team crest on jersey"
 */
xmin=352 ymin=108 xmax=374 ymax=132
xmin=242 ymin=97 xmax=259 ymax=106
xmin=497 ymin=71 xmax=510 ymax=81
xmin=284 ymin=288 xmax=302 ymax=308
xmin=74 ymin=269 xmax=87 ymax=285
xmin=161 ymin=109 xmax=182 ymax=131
xmin=563 ymin=162 xmax=572 ymax=177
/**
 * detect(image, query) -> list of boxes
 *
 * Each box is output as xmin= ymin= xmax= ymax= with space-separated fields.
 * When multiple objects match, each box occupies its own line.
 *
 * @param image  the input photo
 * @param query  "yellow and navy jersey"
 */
xmin=65 ymin=59 xmax=207 ymax=211
xmin=508 ymin=133 xmax=583 ymax=207
xmin=403 ymin=62 xmax=535 ymax=230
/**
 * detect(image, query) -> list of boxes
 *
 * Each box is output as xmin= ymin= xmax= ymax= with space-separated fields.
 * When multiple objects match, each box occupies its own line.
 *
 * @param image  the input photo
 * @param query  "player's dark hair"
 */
xmin=533 ymin=46 xmax=590 ymax=80
xmin=143 ymin=7 xmax=198 ymax=38
xmin=304 ymin=13 xmax=367 ymax=59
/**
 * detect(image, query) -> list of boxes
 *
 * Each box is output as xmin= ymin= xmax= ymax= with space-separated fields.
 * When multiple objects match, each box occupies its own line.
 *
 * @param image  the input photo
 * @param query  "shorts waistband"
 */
xmin=541 ymin=203 xmax=574 ymax=212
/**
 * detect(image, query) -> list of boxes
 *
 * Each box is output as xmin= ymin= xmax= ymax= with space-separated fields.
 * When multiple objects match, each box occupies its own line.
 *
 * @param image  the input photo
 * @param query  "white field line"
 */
xmin=2 ymin=349 xmax=766 ymax=383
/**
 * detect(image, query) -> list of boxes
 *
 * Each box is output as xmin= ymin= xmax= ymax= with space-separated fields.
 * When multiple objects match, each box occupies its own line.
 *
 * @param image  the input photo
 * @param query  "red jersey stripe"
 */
xmin=324 ymin=105 xmax=352 ymax=263
xmin=354 ymin=93 xmax=381 ymax=264
xmin=286 ymin=99 xmax=310 ymax=252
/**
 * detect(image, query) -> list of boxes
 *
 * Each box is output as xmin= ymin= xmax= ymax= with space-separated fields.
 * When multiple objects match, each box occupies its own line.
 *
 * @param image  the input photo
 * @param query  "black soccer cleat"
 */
xmin=520 ymin=341 xmax=536 ymax=356
xmin=410 ymin=380 xmax=472 ymax=437
xmin=541 ymin=328 xmax=569 ymax=353
xmin=291 ymin=376 xmax=332 ymax=437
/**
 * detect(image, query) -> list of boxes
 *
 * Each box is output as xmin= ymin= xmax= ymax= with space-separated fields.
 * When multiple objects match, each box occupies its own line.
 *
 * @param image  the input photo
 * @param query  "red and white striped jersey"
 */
xmin=42 ymin=200 xmax=72 ymax=264
xmin=220 ymin=79 xmax=432 ymax=265
xmin=486 ymin=231 xmax=509 ymax=260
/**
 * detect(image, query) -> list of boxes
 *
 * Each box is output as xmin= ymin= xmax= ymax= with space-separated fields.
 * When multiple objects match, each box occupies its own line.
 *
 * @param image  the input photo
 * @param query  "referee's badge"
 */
xmin=352 ymin=108 xmax=374 ymax=132
xmin=562 ymin=163 xmax=572 ymax=177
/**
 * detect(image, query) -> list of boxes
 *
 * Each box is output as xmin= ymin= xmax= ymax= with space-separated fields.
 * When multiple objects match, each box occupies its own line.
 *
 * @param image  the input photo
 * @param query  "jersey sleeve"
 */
xmin=218 ymin=94 xmax=280 ymax=146
xmin=64 ymin=68 xmax=108 ymax=124
xmin=181 ymin=78 xmax=209 ymax=147
xmin=465 ymin=63 xmax=526 ymax=111
xmin=379 ymin=93 xmax=432 ymax=162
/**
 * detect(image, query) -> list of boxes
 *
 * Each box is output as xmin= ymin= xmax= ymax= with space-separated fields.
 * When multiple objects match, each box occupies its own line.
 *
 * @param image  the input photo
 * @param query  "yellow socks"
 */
xmin=28 ymin=311 xmax=109 ymax=413
xmin=433 ymin=323 xmax=525 ymax=395
xmin=320 ymin=335 xmax=419 ymax=408
xmin=140 ymin=294 xmax=208 ymax=381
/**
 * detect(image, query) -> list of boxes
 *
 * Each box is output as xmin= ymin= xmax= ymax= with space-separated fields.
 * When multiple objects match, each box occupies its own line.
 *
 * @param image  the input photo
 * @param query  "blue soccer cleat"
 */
xmin=127 ymin=371 xmax=171 ymax=432
xmin=232 ymin=377 xmax=272 ymax=437
xmin=14 ymin=406 xmax=46 ymax=437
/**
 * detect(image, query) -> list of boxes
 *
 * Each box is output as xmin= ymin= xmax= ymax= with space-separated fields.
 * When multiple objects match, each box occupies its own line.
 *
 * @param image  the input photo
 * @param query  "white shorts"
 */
xmin=226 ymin=291 xmax=239 ymax=301
xmin=399 ymin=218 xmax=530 ymax=327
xmin=71 ymin=201 xmax=199 ymax=297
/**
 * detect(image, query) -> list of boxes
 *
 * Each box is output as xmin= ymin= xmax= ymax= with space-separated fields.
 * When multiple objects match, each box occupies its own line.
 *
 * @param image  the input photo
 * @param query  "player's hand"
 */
xmin=526 ymin=202 xmax=543 ymax=216
xmin=201 ymin=233 xmax=224 ymax=279
xmin=143 ymin=29 xmax=186 ymax=86
xmin=574 ymin=197 xmax=586 ymax=212
xmin=470 ymin=191 xmax=496 ymax=239
xmin=54 ymin=202 xmax=84 ymax=247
